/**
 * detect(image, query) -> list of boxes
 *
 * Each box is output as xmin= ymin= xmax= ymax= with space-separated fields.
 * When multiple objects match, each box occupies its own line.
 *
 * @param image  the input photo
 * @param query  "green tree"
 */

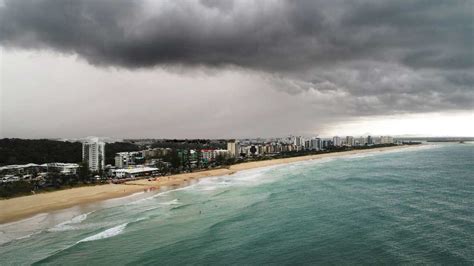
xmin=195 ymin=148 xmax=202 ymax=169
xmin=215 ymin=154 xmax=226 ymax=166
xmin=48 ymin=172 xmax=61 ymax=188
xmin=163 ymin=149 xmax=181 ymax=173
xmin=78 ymin=162 xmax=90 ymax=183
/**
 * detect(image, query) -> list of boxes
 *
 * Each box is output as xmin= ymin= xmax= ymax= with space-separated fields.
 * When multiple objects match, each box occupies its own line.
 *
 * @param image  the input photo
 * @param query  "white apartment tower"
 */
xmin=380 ymin=136 xmax=394 ymax=144
xmin=346 ymin=136 xmax=354 ymax=147
xmin=82 ymin=138 xmax=105 ymax=172
xmin=310 ymin=138 xmax=322 ymax=150
xmin=333 ymin=136 xmax=342 ymax=147
xmin=293 ymin=136 xmax=302 ymax=147
xmin=227 ymin=140 xmax=240 ymax=158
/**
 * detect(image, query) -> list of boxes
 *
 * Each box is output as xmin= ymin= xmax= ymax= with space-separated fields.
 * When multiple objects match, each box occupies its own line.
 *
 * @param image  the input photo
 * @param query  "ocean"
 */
xmin=1 ymin=144 xmax=473 ymax=265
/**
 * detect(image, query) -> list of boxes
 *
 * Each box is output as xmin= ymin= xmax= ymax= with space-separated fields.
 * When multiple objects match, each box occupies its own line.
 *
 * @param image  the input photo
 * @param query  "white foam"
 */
xmin=77 ymin=223 xmax=127 ymax=243
xmin=127 ymin=191 xmax=167 ymax=205
xmin=0 ymin=212 xmax=48 ymax=227
xmin=61 ymin=212 xmax=91 ymax=225
xmin=14 ymin=230 xmax=43 ymax=240
xmin=0 ymin=213 xmax=49 ymax=245
xmin=142 ymin=206 xmax=161 ymax=212
xmin=159 ymin=199 xmax=180 ymax=205
xmin=127 ymin=186 xmax=195 ymax=205
xmin=134 ymin=217 xmax=147 ymax=222
xmin=118 ymin=191 xmax=145 ymax=199
xmin=139 ymin=199 xmax=180 ymax=212
xmin=106 ymin=191 xmax=146 ymax=204
xmin=48 ymin=212 xmax=93 ymax=232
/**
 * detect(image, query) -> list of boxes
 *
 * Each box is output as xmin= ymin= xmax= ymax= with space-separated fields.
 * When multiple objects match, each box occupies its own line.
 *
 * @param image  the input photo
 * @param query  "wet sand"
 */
xmin=0 ymin=145 xmax=413 ymax=224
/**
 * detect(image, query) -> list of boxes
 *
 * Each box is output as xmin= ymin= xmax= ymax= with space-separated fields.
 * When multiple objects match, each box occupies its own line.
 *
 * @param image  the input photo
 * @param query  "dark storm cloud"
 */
xmin=2 ymin=0 xmax=470 ymax=69
xmin=1 ymin=0 xmax=473 ymax=116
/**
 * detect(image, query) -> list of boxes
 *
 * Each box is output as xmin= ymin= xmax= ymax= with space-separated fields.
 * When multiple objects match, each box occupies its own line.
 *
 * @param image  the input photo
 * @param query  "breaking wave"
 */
xmin=77 ymin=223 xmax=128 ymax=243
xmin=159 ymin=199 xmax=180 ymax=205
xmin=48 ymin=212 xmax=93 ymax=232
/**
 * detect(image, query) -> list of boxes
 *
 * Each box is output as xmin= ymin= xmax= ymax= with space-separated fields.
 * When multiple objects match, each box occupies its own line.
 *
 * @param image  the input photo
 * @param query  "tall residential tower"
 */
xmin=82 ymin=137 xmax=105 ymax=172
xmin=227 ymin=140 xmax=240 ymax=158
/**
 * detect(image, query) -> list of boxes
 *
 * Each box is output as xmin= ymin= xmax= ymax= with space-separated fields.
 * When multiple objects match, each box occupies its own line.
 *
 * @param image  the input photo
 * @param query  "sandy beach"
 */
xmin=0 ymin=145 xmax=414 ymax=224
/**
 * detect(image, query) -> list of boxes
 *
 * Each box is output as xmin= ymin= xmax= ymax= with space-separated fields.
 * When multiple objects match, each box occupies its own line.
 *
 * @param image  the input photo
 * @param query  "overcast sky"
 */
xmin=1 ymin=0 xmax=473 ymax=138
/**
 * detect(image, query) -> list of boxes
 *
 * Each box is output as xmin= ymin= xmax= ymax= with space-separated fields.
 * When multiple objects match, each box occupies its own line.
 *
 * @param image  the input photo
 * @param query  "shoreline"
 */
xmin=0 ymin=145 xmax=418 ymax=224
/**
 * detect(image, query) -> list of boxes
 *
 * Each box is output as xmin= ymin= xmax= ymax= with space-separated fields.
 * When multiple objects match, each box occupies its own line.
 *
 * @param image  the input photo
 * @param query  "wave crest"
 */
xmin=78 ymin=223 xmax=127 ymax=243
xmin=48 ymin=212 xmax=93 ymax=232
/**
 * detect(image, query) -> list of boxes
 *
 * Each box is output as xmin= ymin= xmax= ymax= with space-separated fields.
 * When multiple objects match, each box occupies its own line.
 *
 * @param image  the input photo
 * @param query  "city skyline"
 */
xmin=1 ymin=0 xmax=473 ymax=138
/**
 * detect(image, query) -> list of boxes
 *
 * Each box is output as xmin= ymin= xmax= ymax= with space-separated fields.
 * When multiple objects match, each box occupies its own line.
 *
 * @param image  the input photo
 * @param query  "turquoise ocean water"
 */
xmin=1 ymin=144 xmax=473 ymax=265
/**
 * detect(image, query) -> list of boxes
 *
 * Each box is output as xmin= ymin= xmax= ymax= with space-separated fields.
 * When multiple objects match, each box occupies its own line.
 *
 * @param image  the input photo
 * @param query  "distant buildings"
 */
xmin=114 ymin=152 xmax=144 ymax=168
xmin=367 ymin=135 xmax=373 ymax=145
xmin=227 ymin=140 xmax=240 ymax=158
xmin=333 ymin=136 xmax=343 ymax=147
xmin=82 ymin=138 xmax=105 ymax=172
xmin=0 ymin=163 xmax=79 ymax=183
xmin=201 ymin=149 xmax=229 ymax=162
xmin=310 ymin=138 xmax=322 ymax=150
xmin=142 ymin=148 xmax=170 ymax=158
xmin=346 ymin=136 xmax=354 ymax=147
xmin=293 ymin=136 xmax=302 ymax=147
xmin=380 ymin=136 xmax=394 ymax=144
xmin=0 ymin=135 xmax=398 ymax=184
xmin=229 ymin=134 xmax=394 ymax=157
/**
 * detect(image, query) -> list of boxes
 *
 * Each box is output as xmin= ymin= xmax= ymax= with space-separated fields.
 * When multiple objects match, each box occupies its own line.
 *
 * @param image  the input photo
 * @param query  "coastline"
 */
xmin=0 ymin=145 xmax=417 ymax=224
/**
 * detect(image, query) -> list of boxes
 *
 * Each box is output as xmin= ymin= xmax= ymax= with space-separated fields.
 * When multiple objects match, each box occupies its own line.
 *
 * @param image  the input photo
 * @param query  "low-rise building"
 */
xmin=114 ymin=167 xmax=159 ymax=179
xmin=41 ymin=163 xmax=79 ymax=175
xmin=114 ymin=151 xmax=144 ymax=168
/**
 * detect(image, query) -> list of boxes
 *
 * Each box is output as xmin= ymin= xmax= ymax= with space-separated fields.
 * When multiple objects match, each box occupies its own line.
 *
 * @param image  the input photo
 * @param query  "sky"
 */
xmin=0 ymin=0 xmax=473 ymax=138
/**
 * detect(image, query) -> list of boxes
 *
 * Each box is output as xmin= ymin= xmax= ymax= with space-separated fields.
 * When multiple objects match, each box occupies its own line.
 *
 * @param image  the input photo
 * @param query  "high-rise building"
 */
xmin=333 ymin=136 xmax=342 ymax=147
xmin=227 ymin=140 xmax=240 ymax=158
xmin=367 ymin=135 xmax=373 ymax=145
xmin=293 ymin=136 xmax=302 ymax=147
xmin=322 ymin=140 xmax=330 ymax=149
xmin=310 ymin=138 xmax=322 ymax=150
xmin=380 ymin=136 xmax=394 ymax=144
xmin=355 ymin=137 xmax=366 ymax=146
xmin=82 ymin=137 xmax=105 ymax=172
xmin=345 ymin=136 xmax=354 ymax=147
xmin=372 ymin=136 xmax=381 ymax=145
xmin=304 ymin=139 xmax=310 ymax=150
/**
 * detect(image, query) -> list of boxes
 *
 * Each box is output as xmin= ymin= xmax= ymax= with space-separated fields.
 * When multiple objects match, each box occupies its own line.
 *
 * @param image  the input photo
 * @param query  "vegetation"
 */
xmin=163 ymin=149 xmax=181 ymax=173
xmin=0 ymin=168 xmax=104 ymax=199
xmin=0 ymin=138 xmax=140 ymax=166
xmin=0 ymin=139 xmax=82 ymax=166
xmin=151 ymin=139 xmax=225 ymax=150
xmin=0 ymin=180 xmax=35 ymax=198
xmin=104 ymin=142 xmax=140 ymax=165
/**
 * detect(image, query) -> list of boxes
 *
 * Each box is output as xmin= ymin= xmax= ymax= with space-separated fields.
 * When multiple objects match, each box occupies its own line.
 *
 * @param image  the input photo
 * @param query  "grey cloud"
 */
xmin=3 ymin=0 xmax=470 ymax=70
xmin=199 ymin=0 xmax=234 ymax=11
xmin=0 ymin=0 xmax=473 ymax=120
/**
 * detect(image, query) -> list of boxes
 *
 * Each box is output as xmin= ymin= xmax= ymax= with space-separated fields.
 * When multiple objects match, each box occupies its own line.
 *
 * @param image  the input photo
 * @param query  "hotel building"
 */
xmin=82 ymin=138 xmax=105 ymax=172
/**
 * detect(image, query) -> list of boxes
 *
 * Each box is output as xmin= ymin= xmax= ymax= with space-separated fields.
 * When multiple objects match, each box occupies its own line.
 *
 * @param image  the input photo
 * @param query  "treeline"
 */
xmin=104 ymin=142 xmax=140 ymax=165
xmin=0 ymin=138 xmax=140 ymax=166
xmin=0 ymin=139 xmax=82 ymax=166
xmin=151 ymin=139 xmax=226 ymax=150
xmin=0 ymin=181 xmax=36 ymax=198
